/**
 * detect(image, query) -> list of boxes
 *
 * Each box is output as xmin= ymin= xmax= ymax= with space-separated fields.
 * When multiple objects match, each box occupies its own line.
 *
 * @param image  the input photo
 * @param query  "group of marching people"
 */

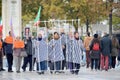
xmin=0 ymin=30 xmax=120 ymax=75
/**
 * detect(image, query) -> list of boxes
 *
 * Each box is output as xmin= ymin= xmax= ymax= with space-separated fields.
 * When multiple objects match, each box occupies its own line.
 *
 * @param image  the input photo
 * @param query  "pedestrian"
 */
xmin=111 ymin=35 xmax=120 ymax=68
xmin=69 ymin=31 xmax=85 ymax=75
xmin=32 ymin=36 xmax=37 ymax=71
xmin=36 ymin=33 xmax=48 ymax=75
xmin=13 ymin=36 xmax=24 ymax=73
xmin=48 ymin=32 xmax=64 ymax=74
xmin=84 ymin=32 xmax=93 ymax=68
xmin=4 ymin=31 xmax=13 ymax=72
xmin=89 ymin=34 xmax=101 ymax=71
xmin=22 ymin=36 xmax=32 ymax=72
xmin=0 ymin=36 xmax=5 ymax=71
xmin=100 ymin=33 xmax=112 ymax=71
xmin=117 ymin=37 xmax=120 ymax=66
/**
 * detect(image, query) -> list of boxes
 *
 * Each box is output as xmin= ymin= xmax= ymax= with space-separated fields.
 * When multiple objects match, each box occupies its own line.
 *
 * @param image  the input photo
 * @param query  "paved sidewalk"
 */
xmin=0 ymin=66 xmax=120 ymax=80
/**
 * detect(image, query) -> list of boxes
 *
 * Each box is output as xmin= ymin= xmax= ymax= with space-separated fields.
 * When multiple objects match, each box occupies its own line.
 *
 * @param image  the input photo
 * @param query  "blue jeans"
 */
xmin=37 ymin=61 xmax=47 ymax=71
xmin=49 ymin=61 xmax=61 ymax=71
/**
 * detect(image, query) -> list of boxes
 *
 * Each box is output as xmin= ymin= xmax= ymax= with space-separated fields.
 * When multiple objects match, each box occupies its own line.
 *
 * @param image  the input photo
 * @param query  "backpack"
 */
xmin=92 ymin=43 xmax=100 ymax=51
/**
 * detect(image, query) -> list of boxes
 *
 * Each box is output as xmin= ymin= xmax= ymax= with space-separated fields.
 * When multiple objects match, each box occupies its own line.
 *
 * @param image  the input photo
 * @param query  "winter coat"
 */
xmin=111 ymin=39 xmax=120 ymax=57
xmin=101 ymin=35 xmax=112 ymax=56
xmin=25 ymin=39 xmax=32 ymax=55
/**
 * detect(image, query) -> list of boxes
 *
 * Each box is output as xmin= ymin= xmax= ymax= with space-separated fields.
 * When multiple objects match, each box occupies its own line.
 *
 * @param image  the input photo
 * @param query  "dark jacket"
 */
xmin=101 ymin=35 xmax=112 ymax=56
xmin=89 ymin=38 xmax=101 ymax=59
xmin=111 ymin=38 xmax=120 ymax=57
xmin=25 ymin=39 xmax=32 ymax=55
xmin=5 ymin=43 xmax=13 ymax=54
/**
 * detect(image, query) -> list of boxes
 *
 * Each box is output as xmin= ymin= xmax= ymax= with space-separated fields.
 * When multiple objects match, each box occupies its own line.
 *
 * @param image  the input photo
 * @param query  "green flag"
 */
xmin=34 ymin=6 xmax=41 ymax=26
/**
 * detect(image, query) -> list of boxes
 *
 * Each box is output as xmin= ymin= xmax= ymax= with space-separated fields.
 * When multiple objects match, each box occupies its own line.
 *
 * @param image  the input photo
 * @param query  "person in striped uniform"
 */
xmin=69 ymin=31 xmax=85 ymax=75
xmin=35 ymin=33 xmax=48 ymax=75
xmin=66 ymin=32 xmax=74 ymax=70
xmin=48 ymin=32 xmax=64 ymax=74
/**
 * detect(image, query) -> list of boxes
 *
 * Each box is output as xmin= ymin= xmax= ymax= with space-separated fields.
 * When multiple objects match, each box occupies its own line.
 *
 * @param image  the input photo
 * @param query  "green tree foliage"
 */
xmin=13 ymin=0 xmax=120 ymax=30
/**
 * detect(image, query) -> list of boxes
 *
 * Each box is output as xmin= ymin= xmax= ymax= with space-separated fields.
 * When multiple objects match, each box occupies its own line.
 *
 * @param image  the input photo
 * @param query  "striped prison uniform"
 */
xmin=48 ymin=38 xmax=64 ymax=72
xmin=35 ymin=40 xmax=48 ymax=72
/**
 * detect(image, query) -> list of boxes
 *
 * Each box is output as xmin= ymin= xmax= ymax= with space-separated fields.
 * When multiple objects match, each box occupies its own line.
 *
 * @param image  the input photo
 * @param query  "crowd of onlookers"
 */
xmin=0 ymin=30 xmax=120 ymax=75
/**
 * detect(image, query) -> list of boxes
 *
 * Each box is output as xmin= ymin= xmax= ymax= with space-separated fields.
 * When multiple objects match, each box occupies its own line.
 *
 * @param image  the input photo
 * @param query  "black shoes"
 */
xmin=70 ymin=71 xmax=79 ymax=75
xmin=38 ymin=72 xmax=44 ymax=75
xmin=22 ymin=67 xmax=26 ymax=72
xmin=0 ymin=69 xmax=5 ymax=71
xmin=16 ymin=71 xmax=20 ymax=73
xmin=8 ymin=70 xmax=14 ymax=72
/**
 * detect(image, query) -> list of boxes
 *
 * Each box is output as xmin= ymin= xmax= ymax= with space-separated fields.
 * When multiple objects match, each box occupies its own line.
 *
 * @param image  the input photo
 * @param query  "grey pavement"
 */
xmin=0 ymin=58 xmax=120 ymax=80
xmin=0 ymin=66 xmax=120 ymax=80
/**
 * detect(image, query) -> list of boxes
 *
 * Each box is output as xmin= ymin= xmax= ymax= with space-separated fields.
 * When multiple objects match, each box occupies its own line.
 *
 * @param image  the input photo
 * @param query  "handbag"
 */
xmin=20 ymin=49 xmax=28 ymax=57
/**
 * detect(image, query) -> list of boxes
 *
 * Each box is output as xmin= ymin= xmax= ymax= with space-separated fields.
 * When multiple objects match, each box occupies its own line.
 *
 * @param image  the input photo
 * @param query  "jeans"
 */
xmin=100 ymin=54 xmax=109 ymax=70
xmin=91 ymin=59 xmax=99 ymax=70
xmin=37 ymin=61 xmax=47 ymax=71
xmin=6 ymin=54 xmax=13 ymax=71
xmin=86 ymin=50 xmax=91 ymax=68
xmin=22 ymin=55 xmax=32 ymax=71
xmin=111 ymin=56 xmax=116 ymax=68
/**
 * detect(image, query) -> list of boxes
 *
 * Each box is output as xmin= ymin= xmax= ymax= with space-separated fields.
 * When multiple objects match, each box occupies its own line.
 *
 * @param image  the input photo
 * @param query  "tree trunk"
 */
xmin=86 ymin=19 xmax=89 ymax=32
xmin=109 ymin=9 xmax=112 ymax=37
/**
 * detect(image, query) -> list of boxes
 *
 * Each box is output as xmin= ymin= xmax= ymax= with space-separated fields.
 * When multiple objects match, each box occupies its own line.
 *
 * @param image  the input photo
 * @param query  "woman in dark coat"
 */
xmin=22 ymin=37 xmax=32 ymax=72
xmin=89 ymin=34 xmax=101 ymax=71
xmin=111 ymin=36 xmax=120 ymax=68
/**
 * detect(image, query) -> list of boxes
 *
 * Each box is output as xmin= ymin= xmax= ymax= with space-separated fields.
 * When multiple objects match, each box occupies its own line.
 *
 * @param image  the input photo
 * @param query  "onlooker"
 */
xmin=13 ymin=36 xmax=24 ymax=73
xmin=89 ymin=34 xmax=101 ymax=71
xmin=100 ymin=33 xmax=112 ymax=71
xmin=84 ymin=32 xmax=93 ymax=68
xmin=111 ymin=35 xmax=120 ymax=68
xmin=22 ymin=36 xmax=32 ymax=72
xmin=32 ymin=36 xmax=37 ymax=71
xmin=0 ymin=36 xmax=5 ymax=71
xmin=4 ymin=31 xmax=13 ymax=72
